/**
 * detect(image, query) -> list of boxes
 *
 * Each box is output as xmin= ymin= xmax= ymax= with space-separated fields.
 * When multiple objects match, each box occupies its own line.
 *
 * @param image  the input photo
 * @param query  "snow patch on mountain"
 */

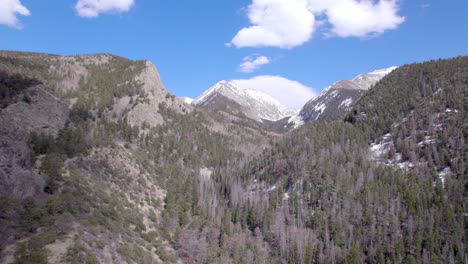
xmin=369 ymin=133 xmax=417 ymax=172
xmin=370 ymin=133 xmax=393 ymax=158
xmin=417 ymin=136 xmax=436 ymax=147
xmin=339 ymin=98 xmax=353 ymax=109
xmin=438 ymin=167 xmax=451 ymax=187
xmin=313 ymin=103 xmax=326 ymax=113
xmin=181 ymin=97 xmax=194 ymax=104
xmin=287 ymin=114 xmax=305 ymax=129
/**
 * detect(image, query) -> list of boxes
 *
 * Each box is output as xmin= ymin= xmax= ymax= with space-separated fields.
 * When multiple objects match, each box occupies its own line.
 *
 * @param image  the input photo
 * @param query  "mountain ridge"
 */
xmin=286 ymin=66 xmax=398 ymax=127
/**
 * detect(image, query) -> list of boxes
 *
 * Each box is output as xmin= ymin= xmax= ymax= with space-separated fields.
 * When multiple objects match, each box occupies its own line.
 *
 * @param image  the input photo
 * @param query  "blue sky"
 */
xmin=0 ymin=0 xmax=467 ymax=109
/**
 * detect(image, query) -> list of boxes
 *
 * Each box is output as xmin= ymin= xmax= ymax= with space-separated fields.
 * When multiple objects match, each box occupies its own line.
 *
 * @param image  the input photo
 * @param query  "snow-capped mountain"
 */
xmin=193 ymin=80 xmax=295 ymax=122
xmin=292 ymin=66 xmax=397 ymax=125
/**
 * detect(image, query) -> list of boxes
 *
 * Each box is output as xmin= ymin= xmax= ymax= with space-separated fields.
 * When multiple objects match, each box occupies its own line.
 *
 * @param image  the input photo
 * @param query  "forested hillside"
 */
xmin=0 ymin=51 xmax=275 ymax=263
xmin=209 ymin=57 xmax=467 ymax=263
xmin=0 ymin=52 xmax=466 ymax=264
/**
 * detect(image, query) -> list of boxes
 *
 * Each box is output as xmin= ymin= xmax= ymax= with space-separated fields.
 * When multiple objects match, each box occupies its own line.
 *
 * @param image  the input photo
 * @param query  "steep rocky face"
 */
xmin=124 ymin=60 xmax=167 ymax=127
xmin=193 ymin=80 xmax=295 ymax=122
xmin=126 ymin=61 xmax=191 ymax=127
xmin=296 ymin=66 xmax=397 ymax=123
xmin=0 ymin=77 xmax=70 ymax=198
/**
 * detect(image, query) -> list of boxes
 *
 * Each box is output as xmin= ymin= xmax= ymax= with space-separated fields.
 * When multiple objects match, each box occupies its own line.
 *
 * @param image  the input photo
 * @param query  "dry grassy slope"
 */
xmin=0 ymin=143 xmax=175 ymax=263
xmin=59 ymin=146 xmax=169 ymax=263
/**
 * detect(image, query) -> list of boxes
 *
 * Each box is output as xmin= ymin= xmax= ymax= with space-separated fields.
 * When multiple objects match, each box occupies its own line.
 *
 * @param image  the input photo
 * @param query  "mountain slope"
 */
xmin=293 ymin=66 xmax=397 ymax=125
xmin=193 ymin=80 xmax=295 ymax=122
xmin=346 ymin=56 xmax=467 ymax=174
xmin=1 ymin=51 xmax=466 ymax=264
xmin=238 ymin=57 xmax=466 ymax=263
xmin=0 ymin=51 xmax=194 ymax=263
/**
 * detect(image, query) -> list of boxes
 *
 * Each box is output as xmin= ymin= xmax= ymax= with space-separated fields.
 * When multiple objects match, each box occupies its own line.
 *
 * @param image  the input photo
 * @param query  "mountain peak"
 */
xmin=193 ymin=80 xmax=295 ymax=122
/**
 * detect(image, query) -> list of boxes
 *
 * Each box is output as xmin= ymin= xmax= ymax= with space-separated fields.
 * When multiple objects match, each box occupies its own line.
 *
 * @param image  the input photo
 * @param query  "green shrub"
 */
xmin=149 ymin=209 xmax=157 ymax=222
xmin=41 ymin=153 xmax=64 ymax=179
xmin=29 ymin=132 xmax=55 ymax=156
xmin=142 ymin=231 xmax=157 ymax=243
xmin=95 ymin=239 xmax=106 ymax=249
xmin=85 ymin=253 xmax=98 ymax=264
xmin=117 ymin=244 xmax=132 ymax=262
xmin=19 ymin=198 xmax=48 ymax=232
xmin=13 ymin=233 xmax=56 ymax=264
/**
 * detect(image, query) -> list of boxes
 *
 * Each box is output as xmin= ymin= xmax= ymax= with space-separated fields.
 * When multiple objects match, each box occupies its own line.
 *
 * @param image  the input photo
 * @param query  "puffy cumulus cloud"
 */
xmin=76 ymin=0 xmax=135 ymax=18
xmin=0 ymin=0 xmax=30 ymax=28
xmin=323 ymin=0 xmax=405 ymax=37
xmin=239 ymin=55 xmax=271 ymax=73
xmin=231 ymin=0 xmax=315 ymax=49
xmin=230 ymin=0 xmax=405 ymax=48
xmin=231 ymin=75 xmax=316 ymax=109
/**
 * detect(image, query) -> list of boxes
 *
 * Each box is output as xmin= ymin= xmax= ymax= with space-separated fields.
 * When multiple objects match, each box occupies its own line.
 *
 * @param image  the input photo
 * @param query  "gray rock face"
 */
xmin=3 ymin=86 xmax=70 ymax=135
xmin=0 ymin=121 xmax=44 ymax=199
xmin=0 ymin=85 xmax=69 ymax=198
xmin=116 ymin=61 xmax=191 ymax=127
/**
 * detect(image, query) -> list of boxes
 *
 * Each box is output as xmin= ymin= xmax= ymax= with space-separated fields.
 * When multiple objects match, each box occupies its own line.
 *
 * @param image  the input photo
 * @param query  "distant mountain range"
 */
xmin=189 ymin=67 xmax=397 ymax=130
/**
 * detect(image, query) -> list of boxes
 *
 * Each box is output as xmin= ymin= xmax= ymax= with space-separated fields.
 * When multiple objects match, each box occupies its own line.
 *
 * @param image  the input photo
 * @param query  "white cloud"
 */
xmin=230 ymin=0 xmax=405 ymax=48
xmin=75 ymin=0 xmax=134 ymax=18
xmin=231 ymin=0 xmax=315 ymax=49
xmin=0 ymin=0 xmax=30 ymax=28
xmin=231 ymin=75 xmax=316 ymax=109
xmin=324 ymin=0 xmax=405 ymax=37
xmin=239 ymin=55 xmax=271 ymax=73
